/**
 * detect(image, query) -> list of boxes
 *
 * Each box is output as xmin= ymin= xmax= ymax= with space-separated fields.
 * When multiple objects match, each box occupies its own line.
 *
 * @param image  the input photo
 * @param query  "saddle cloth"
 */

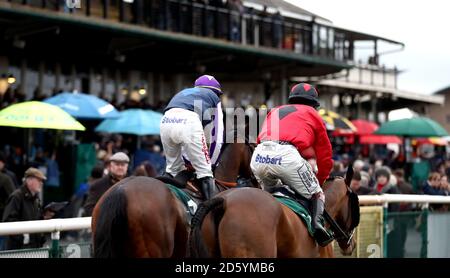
xmin=270 ymin=187 xmax=315 ymax=237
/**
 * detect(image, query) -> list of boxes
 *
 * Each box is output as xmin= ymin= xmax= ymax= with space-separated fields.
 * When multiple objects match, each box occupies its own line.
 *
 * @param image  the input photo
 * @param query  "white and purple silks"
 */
xmin=208 ymin=101 xmax=224 ymax=168
xmin=181 ymin=101 xmax=224 ymax=170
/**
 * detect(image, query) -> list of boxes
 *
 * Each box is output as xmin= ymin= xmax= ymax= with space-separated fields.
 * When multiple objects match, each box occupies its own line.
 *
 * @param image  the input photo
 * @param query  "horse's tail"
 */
xmin=93 ymin=186 xmax=128 ymax=258
xmin=189 ymin=197 xmax=225 ymax=258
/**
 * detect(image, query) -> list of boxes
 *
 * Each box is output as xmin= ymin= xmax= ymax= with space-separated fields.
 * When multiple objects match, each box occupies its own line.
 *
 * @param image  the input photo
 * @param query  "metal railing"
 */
xmin=0 ymin=217 xmax=91 ymax=258
xmin=0 ymin=0 xmax=352 ymax=62
xmin=358 ymin=194 xmax=450 ymax=258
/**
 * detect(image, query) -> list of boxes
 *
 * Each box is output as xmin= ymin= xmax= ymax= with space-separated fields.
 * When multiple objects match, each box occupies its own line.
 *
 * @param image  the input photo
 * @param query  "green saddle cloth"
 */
xmin=166 ymin=183 xmax=194 ymax=209
xmin=274 ymin=196 xmax=315 ymax=237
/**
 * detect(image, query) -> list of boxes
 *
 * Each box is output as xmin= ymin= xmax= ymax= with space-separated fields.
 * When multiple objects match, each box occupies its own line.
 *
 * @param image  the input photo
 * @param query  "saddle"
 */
xmin=266 ymin=186 xmax=312 ymax=212
xmin=266 ymin=186 xmax=316 ymax=237
xmin=155 ymin=171 xmax=205 ymax=223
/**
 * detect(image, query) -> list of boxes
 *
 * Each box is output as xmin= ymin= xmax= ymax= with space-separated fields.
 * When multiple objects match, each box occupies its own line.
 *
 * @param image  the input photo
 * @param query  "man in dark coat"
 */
xmin=83 ymin=152 xmax=129 ymax=216
xmin=2 ymin=167 xmax=54 ymax=250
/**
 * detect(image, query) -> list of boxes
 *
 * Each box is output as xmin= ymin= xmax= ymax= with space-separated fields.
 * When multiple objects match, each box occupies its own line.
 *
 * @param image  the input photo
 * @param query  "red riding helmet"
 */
xmin=288 ymin=83 xmax=320 ymax=109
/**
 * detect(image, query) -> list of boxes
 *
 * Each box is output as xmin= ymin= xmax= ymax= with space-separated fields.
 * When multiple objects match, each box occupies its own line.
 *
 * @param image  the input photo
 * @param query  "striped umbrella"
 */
xmin=318 ymin=109 xmax=356 ymax=134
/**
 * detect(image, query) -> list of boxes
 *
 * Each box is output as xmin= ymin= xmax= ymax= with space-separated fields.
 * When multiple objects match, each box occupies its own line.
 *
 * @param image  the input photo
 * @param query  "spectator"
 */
xmin=68 ymin=164 xmax=105 ymax=219
xmin=0 ymin=152 xmax=19 ymax=188
xmin=353 ymin=159 xmax=365 ymax=172
xmin=393 ymin=169 xmax=414 ymax=195
xmin=350 ymin=171 xmax=375 ymax=195
xmin=61 ymin=165 xmax=104 ymax=242
xmin=374 ymin=166 xmax=400 ymax=211
xmin=422 ymin=172 xmax=444 ymax=196
xmin=2 ymin=168 xmax=55 ymax=250
xmin=272 ymin=10 xmax=283 ymax=48
xmin=132 ymin=161 xmax=157 ymax=177
xmin=259 ymin=5 xmax=271 ymax=46
xmin=439 ymin=174 xmax=449 ymax=196
xmin=360 ymin=171 xmax=371 ymax=188
xmin=83 ymin=152 xmax=130 ymax=217
xmin=227 ymin=0 xmax=244 ymax=42
xmin=440 ymin=175 xmax=450 ymax=211
xmin=393 ymin=169 xmax=415 ymax=212
xmin=0 ymin=171 xmax=15 ymax=250
xmin=331 ymin=161 xmax=345 ymax=177
xmin=0 ymin=172 xmax=15 ymax=218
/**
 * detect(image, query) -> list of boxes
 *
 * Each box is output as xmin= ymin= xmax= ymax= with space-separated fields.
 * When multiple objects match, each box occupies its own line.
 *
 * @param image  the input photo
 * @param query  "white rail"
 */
xmin=0 ymin=217 xmax=91 ymax=236
xmin=359 ymin=194 xmax=450 ymax=205
xmin=0 ymin=194 xmax=449 ymax=236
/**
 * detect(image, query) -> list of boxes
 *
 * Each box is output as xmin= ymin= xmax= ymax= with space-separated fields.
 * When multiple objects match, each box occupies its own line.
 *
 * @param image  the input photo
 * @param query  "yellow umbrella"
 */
xmin=318 ymin=109 xmax=356 ymax=134
xmin=0 ymin=101 xmax=85 ymax=130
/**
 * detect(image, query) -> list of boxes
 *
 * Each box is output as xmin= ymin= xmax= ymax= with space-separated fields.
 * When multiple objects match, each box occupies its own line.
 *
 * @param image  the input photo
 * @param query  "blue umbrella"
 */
xmin=44 ymin=92 xmax=120 ymax=119
xmin=95 ymin=109 xmax=163 ymax=135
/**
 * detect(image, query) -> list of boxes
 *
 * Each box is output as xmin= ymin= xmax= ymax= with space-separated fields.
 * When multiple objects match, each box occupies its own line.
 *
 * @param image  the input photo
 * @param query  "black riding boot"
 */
xmin=199 ymin=176 xmax=217 ymax=200
xmin=312 ymin=197 xmax=333 ymax=247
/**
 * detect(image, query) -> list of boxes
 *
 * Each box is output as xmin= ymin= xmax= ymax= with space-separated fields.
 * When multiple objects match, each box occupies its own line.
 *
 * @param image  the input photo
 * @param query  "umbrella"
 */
xmin=95 ymin=109 xmax=163 ymax=136
xmin=359 ymin=134 xmax=403 ymax=145
xmin=351 ymin=119 xmax=379 ymax=136
xmin=0 ymin=101 xmax=85 ymax=131
xmin=412 ymin=137 xmax=448 ymax=146
xmin=375 ymin=117 xmax=449 ymax=137
xmin=351 ymin=119 xmax=402 ymax=145
xmin=319 ymin=109 xmax=357 ymax=134
xmin=44 ymin=92 xmax=120 ymax=119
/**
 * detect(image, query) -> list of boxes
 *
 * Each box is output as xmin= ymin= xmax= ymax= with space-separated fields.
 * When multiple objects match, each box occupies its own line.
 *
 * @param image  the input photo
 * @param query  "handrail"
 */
xmin=0 ymin=217 xmax=91 ymax=236
xmin=0 ymin=194 xmax=449 ymax=236
xmin=359 ymin=194 xmax=450 ymax=205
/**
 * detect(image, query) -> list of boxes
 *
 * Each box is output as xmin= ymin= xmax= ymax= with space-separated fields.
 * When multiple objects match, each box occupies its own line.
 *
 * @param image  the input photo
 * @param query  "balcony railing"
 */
xmin=2 ymin=0 xmax=354 ymax=62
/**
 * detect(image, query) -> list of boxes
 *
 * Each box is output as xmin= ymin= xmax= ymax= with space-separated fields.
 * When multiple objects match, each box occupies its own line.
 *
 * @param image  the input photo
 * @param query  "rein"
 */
xmin=323 ymin=187 xmax=356 ymax=246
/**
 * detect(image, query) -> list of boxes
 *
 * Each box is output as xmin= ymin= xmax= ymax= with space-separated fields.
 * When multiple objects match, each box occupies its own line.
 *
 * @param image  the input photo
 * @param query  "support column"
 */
xmin=70 ymin=64 xmax=76 ymax=91
xmin=88 ymin=67 xmax=95 ymax=95
xmin=146 ymin=72 xmax=154 ymax=105
xmin=20 ymin=59 xmax=27 ymax=96
xmin=54 ymin=63 xmax=61 ymax=93
xmin=371 ymin=93 xmax=377 ymax=123
xmin=38 ymin=61 xmax=45 ymax=97
xmin=356 ymin=94 xmax=362 ymax=119
xmin=114 ymin=69 xmax=121 ymax=103
xmin=100 ymin=67 xmax=107 ymax=99
xmin=280 ymin=67 xmax=287 ymax=105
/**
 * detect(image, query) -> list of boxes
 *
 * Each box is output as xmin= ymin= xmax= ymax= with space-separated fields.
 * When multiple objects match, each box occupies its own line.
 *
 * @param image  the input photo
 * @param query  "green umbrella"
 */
xmin=0 ymin=101 xmax=85 ymax=130
xmin=375 ymin=117 xmax=448 ymax=137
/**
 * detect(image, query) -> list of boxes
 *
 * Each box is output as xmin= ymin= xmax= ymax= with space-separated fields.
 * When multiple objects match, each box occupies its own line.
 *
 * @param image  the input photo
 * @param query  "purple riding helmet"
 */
xmin=194 ymin=75 xmax=222 ymax=95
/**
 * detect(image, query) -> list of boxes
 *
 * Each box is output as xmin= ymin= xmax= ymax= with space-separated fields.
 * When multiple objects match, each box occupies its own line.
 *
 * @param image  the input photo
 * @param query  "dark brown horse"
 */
xmin=91 ymin=140 xmax=257 ymax=258
xmin=189 ymin=167 xmax=360 ymax=258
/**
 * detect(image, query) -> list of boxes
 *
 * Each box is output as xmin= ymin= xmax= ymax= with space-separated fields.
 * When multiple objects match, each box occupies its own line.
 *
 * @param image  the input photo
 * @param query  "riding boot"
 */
xmin=199 ymin=176 xmax=217 ymax=200
xmin=311 ymin=197 xmax=333 ymax=247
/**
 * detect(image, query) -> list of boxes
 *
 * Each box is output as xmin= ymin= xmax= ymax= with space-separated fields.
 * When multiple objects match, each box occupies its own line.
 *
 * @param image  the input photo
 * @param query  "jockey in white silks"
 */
xmin=160 ymin=75 xmax=224 ymax=200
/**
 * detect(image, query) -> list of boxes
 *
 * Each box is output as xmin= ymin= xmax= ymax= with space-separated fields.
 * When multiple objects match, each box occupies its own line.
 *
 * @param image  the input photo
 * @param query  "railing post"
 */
xmin=420 ymin=203 xmax=429 ymax=258
xmin=383 ymin=202 xmax=388 ymax=258
xmin=50 ymin=231 xmax=60 ymax=258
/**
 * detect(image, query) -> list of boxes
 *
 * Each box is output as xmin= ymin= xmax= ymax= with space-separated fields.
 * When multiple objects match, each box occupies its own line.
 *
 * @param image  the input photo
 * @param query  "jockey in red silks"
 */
xmin=251 ymin=83 xmax=333 ymax=246
xmin=160 ymin=75 xmax=224 ymax=200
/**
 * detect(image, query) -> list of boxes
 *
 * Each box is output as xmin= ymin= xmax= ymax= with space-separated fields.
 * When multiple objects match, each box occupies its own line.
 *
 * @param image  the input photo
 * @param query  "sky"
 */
xmin=286 ymin=0 xmax=450 ymax=95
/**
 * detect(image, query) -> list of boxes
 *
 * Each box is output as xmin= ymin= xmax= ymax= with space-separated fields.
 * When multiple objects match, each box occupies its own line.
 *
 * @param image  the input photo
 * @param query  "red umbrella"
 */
xmin=360 ymin=134 xmax=403 ymax=145
xmin=351 ymin=119 xmax=379 ymax=135
xmin=351 ymin=119 xmax=402 ymax=145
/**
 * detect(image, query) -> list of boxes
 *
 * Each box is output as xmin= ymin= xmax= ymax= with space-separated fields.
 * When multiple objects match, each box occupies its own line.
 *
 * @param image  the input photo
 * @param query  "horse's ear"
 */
xmin=344 ymin=166 xmax=354 ymax=187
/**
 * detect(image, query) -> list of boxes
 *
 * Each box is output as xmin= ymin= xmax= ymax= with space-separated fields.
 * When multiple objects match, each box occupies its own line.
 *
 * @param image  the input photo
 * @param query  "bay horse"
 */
xmin=189 ymin=167 xmax=360 ymax=258
xmin=91 ymin=139 xmax=257 ymax=258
